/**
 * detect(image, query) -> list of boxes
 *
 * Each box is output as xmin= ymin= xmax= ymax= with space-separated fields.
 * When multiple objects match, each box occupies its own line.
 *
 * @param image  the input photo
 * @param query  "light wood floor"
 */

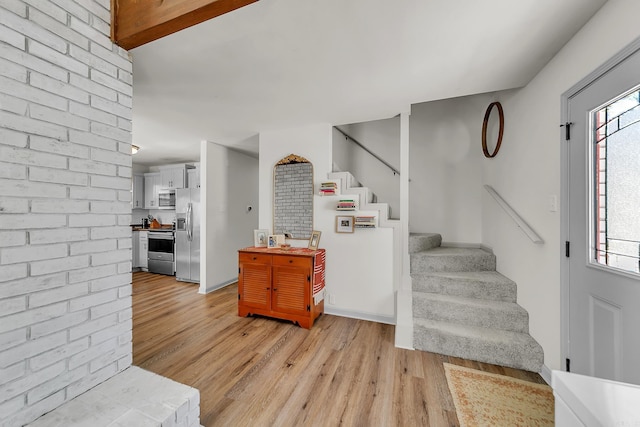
xmin=132 ymin=271 xmax=547 ymax=427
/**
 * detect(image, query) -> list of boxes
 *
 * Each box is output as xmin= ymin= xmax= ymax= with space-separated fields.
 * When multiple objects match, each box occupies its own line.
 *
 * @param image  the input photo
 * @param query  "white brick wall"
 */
xmin=0 ymin=1 xmax=133 ymax=426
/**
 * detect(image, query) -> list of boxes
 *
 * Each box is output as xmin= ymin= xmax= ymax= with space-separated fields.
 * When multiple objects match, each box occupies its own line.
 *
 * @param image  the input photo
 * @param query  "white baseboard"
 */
xmin=324 ymin=307 xmax=395 ymax=325
xmin=199 ymin=278 xmax=236 ymax=294
xmin=540 ymin=364 xmax=552 ymax=385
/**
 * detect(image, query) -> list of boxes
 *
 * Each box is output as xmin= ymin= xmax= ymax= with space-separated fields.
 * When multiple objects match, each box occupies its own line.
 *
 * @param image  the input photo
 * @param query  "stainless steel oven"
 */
xmin=148 ymin=231 xmax=175 ymax=275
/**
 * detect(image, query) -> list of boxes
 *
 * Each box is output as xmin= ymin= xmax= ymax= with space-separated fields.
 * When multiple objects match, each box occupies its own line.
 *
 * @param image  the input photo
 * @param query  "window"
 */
xmin=592 ymin=86 xmax=640 ymax=274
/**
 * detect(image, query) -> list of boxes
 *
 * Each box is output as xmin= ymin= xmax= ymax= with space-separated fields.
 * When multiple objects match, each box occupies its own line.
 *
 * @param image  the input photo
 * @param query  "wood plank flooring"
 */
xmin=132 ymin=271 xmax=547 ymax=427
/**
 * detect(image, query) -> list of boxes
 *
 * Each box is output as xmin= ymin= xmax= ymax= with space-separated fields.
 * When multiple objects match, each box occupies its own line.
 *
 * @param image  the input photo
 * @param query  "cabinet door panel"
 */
xmin=144 ymin=174 xmax=159 ymax=208
xmin=272 ymin=266 xmax=309 ymax=315
xmin=132 ymin=231 xmax=140 ymax=268
xmin=139 ymin=232 xmax=148 ymax=268
xmin=240 ymin=263 xmax=271 ymax=310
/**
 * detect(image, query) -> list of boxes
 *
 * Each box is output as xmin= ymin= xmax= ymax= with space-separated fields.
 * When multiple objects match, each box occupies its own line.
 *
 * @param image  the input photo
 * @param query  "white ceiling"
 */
xmin=130 ymin=0 xmax=607 ymax=166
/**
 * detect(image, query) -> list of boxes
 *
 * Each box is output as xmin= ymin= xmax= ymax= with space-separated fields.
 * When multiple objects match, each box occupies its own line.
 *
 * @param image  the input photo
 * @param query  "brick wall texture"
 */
xmin=274 ymin=163 xmax=313 ymax=238
xmin=0 ymin=1 xmax=133 ymax=425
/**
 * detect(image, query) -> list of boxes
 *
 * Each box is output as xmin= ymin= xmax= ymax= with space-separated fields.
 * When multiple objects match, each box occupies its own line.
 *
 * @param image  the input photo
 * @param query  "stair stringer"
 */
xmin=327 ymin=172 xmax=410 ymax=348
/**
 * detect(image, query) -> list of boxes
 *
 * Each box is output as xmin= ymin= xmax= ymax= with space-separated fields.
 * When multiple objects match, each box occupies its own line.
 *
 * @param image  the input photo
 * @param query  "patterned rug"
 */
xmin=444 ymin=363 xmax=554 ymax=427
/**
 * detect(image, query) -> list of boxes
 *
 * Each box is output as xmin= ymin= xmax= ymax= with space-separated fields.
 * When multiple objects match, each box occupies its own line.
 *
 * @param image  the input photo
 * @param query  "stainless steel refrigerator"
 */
xmin=175 ymin=188 xmax=200 ymax=283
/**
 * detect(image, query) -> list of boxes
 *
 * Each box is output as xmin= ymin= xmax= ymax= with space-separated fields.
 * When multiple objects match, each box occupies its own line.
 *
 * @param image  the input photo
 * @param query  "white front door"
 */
xmin=566 ymin=44 xmax=640 ymax=385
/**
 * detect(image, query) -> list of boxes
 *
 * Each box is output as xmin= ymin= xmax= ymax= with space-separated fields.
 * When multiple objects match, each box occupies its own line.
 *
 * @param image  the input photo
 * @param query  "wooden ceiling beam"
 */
xmin=111 ymin=0 xmax=259 ymax=51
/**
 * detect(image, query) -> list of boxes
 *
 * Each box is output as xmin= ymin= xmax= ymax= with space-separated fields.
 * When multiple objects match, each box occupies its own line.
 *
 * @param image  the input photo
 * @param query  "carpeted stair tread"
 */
xmin=412 ymin=292 xmax=529 ymax=333
xmin=411 ymin=271 xmax=517 ymax=302
xmin=409 ymin=233 xmax=442 ymax=253
xmin=413 ymin=318 xmax=544 ymax=372
xmin=410 ymin=247 xmax=496 ymax=272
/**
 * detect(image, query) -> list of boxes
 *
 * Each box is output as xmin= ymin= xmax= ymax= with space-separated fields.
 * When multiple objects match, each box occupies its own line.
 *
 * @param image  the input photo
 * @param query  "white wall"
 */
xmin=0 ymin=2 xmax=133 ymax=425
xmin=409 ymin=95 xmax=491 ymax=244
xmin=259 ymin=124 xmax=395 ymax=322
xmin=200 ymin=142 xmax=258 ymax=293
xmin=333 ymin=118 xmax=401 ymax=218
xmin=333 ymin=96 xmax=488 ymax=245
xmin=482 ymin=0 xmax=640 ymax=371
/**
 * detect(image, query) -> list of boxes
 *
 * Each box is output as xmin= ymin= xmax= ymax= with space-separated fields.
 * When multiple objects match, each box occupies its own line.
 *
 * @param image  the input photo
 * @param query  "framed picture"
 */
xmin=268 ymin=234 xmax=286 ymax=248
xmin=335 ymin=215 xmax=354 ymax=233
xmin=254 ymin=229 xmax=269 ymax=247
xmin=308 ymin=230 xmax=322 ymax=250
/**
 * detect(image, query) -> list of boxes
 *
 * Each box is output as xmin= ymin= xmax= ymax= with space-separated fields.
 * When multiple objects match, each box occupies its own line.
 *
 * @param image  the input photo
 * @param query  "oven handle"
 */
xmin=148 ymin=232 xmax=174 ymax=240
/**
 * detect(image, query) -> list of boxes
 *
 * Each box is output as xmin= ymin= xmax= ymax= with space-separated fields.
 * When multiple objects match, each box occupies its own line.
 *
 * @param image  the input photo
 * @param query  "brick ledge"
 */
xmin=26 ymin=366 xmax=202 ymax=427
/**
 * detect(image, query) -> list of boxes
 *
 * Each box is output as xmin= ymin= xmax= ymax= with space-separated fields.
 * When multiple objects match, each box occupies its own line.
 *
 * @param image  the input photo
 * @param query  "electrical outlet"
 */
xmin=549 ymin=195 xmax=558 ymax=212
xmin=329 ymin=294 xmax=336 ymax=305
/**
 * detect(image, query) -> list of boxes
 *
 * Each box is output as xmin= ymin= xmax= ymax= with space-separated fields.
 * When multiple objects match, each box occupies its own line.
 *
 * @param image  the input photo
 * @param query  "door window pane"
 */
xmin=592 ymin=86 xmax=640 ymax=274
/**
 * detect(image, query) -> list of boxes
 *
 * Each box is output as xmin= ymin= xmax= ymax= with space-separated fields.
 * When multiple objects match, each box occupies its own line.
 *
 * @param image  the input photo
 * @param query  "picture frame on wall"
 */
xmin=254 ymin=229 xmax=269 ymax=247
xmin=308 ymin=230 xmax=322 ymax=250
xmin=335 ymin=215 xmax=355 ymax=233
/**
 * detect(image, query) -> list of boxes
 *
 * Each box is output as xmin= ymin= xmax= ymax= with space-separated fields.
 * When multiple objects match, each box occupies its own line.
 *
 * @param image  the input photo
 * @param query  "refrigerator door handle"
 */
xmin=187 ymin=203 xmax=192 ymax=241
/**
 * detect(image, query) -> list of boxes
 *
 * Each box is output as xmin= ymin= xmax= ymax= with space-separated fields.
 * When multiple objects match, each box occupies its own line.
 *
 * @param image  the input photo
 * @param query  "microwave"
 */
xmin=158 ymin=189 xmax=176 ymax=209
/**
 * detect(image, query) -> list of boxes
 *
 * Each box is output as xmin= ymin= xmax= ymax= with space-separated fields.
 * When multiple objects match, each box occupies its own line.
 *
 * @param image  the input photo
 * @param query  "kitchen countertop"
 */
xmin=552 ymin=370 xmax=640 ymax=426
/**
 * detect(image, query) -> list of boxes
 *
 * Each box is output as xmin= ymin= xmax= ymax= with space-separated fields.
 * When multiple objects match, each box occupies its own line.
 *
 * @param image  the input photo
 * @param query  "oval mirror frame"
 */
xmin=482 ymin=101 xmax=504 ymax=158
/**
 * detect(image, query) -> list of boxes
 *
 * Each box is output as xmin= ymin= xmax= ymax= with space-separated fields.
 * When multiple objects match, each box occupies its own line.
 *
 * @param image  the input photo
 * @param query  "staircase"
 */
xmin=327 ymin=171 xmax=396 ymax=225
xmin=410 ymin=233 xmax=544 ymax=372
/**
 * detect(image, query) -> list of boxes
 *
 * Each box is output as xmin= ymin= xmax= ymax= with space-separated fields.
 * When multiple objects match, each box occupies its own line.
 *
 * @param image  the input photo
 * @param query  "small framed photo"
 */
xmin=308 ymin=230 xmax=322 ymax=250
xmin=254 ymin=229 xmax=269 ymax=247
xmin=268 ymin=234 xmax=286 ymax=248
xmin=335 ymin=215 xmax=354 ymax=233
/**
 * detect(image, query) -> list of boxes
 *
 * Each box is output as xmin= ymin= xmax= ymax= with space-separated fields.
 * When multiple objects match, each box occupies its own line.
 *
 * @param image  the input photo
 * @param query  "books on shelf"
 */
xmin=354 ymin=215 xmax=376 ymax=228
xmin=319 ymin=181 xmax=338 ymax=196
xmin=336 ymin=199 xmax=356 ymax=210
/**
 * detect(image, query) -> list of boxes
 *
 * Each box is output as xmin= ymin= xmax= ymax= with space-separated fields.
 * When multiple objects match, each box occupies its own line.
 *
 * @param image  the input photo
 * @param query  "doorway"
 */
xmin=563 ymin=39 xmax=640 ymax=385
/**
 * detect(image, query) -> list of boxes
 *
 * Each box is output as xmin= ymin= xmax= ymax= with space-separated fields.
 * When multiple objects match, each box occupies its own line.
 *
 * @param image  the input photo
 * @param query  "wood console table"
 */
xmin=237 ymin=247 xmax=325 ymax=329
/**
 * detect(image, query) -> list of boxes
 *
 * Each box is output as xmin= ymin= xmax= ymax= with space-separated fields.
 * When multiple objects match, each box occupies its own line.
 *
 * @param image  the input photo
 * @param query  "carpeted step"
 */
xmin=413 ymin=318 xmax=544 ymax=372
xmin=411 ymin=271 xmax=517 ymax=302
xmin=413 ymin=292 xmax=529 ymax=333
xmin=409 ymin=233 xmax=442 ymax=253
xmin=410 ymin=247 xmax=496 ymax=273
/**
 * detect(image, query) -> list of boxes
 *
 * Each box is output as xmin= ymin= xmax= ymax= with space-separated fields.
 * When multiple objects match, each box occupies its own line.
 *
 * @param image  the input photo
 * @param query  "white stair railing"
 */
xmin=484 ymin=185 xmax=544 ymax=244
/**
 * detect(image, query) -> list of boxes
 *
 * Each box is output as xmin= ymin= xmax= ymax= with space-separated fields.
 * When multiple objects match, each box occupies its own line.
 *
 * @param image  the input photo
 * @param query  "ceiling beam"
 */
xmin=111 ymin=0 xmax=259 ymax=50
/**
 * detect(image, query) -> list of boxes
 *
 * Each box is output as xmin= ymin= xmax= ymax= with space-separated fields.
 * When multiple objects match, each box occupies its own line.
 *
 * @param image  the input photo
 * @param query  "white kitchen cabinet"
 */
xmin=144 ymin=172 xmax=160 ymax=209
xmin=132 ymin=231 xmax=140 ymax=268
xmin=159 ymin=167 xmax=185 ymax=189
xmin=139 ymin=231 xmax=148 ymax=269
xmin=187 ymin=167 xmax=200 ymax=189
xmin=132 ymin=174 xmax=144 ymax=209
xmin=132 ymin=230 xmax=149 ymax=270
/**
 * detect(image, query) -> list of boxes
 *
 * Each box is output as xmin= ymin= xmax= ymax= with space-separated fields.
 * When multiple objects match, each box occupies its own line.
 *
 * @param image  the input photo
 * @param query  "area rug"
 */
xmin=444 ymin=363 xmax=554 ymax=427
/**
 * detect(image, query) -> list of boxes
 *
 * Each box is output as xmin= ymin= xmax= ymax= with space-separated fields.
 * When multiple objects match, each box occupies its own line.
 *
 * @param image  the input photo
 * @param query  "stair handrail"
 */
xmin=334 ymin=126 xmax=400 ymax=176
xmin=484 ymin=185 xmax=544 ymax=244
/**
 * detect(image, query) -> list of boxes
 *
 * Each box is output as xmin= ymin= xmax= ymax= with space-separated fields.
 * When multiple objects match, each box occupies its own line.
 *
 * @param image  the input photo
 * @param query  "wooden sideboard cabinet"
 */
xmin=238 ymin=247 xmax=326 ymax=329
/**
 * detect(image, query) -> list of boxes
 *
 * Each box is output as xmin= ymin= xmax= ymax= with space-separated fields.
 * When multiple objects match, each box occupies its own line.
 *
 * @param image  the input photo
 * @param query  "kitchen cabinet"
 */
xmin=132 ymin=174 xmax=144 ymax=209
xmin=159 ymin=167 xmax=185 ymax=189
xmin=132 ymin=231 xmax=139 ymax=268
xmin=132 ymin=230 xmax=149 ymax=269
xmin=139 ymin=231 xmax=148 ymax=269
xmin=238 ymin=248 xmax=325 ymax=329
xmin=187 ymin=168 xmax=200 ymax=189
xmin=144 ymin=173 xmax=160 ymax=209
